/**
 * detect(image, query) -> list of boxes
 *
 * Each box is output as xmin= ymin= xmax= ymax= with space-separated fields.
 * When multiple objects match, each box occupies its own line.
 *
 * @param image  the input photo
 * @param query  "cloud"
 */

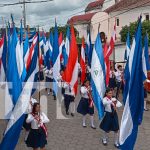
xmin=0 ymin=0 xmax=93 ymax=30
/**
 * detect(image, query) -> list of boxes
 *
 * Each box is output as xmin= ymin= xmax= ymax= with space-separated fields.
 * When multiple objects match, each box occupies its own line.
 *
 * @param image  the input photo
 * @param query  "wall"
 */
xmin=74 ymin=23 xmax=89 ymax=39
xmin=109 ymin=5 xmax=150 ymax=40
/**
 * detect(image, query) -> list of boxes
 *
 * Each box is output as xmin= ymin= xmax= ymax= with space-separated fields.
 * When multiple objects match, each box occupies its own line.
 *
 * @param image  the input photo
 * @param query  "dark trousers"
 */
xmin=64 ymin=94 xmax=74 ymax=113
xmin=116 ymin=81 xmax=121 ymax=99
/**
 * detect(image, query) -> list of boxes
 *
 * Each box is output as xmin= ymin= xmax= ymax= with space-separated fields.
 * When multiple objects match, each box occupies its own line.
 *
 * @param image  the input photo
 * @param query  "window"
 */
xmin=145 ymin=14 xmax=149 ymax=21
xmin=116 ymin=18 xmax=119 ymax=26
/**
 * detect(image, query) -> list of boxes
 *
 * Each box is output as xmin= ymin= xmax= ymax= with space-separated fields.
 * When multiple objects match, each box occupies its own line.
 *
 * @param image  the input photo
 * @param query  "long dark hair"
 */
xmin=32 ymin=102 xmax=40 ymax=114
xmin=104 ymin=87 xmax=113 ymax=97
xmin=82 ymin=79 xmax=90 ymax=86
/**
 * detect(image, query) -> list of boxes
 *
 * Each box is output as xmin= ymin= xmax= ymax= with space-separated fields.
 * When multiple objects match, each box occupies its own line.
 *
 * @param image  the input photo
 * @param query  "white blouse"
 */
xmin=80 ymin=86 xmax=89 ymax=99
xmin=26 ymin=112 xmax=50 ymax=129
xmin=63 ymin=82 xmax=75 ymax=96
xmin=102 ymin=97 xmax=122 ymax=113
xmin=45 ymin=68 xmax=53 ymax=79
xmin=102 ymin=97 xmax=113 ymax=113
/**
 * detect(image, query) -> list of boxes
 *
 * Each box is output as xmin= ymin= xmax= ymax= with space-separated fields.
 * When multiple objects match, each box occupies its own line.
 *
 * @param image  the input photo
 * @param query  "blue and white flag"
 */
xmin=119 ymin=17 xmax=144 ymax=150
xmin=86 ymin=31 xmax=92 ymax=67
xmin=19 ymin=20 xmax=26 ymax=81
xmin=124 ymin=31 xmax=130 ymax=61
xmin=52 ymin=21 xmax=60 ymax=96
xmin=142 ymin=33 xmax=150 ymax=81
xmin=91 ymin=33 xmax=106 ymax=120
xmin=23 ymin=31 xmax=29 ymax=58
xmin=0 ymin=40 xmax=39 ymax=150
xmin=63 ymin=26 xmax=70 ymax=67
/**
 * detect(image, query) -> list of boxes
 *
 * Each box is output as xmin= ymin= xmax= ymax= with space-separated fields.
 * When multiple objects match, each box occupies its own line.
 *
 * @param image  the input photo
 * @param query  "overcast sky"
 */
xmin=0 ymin=0 xmax=94 ymax=31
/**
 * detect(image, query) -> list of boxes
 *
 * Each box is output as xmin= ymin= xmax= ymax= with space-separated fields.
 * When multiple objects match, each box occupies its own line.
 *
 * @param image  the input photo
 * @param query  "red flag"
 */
xmin=80 ymin=37 xmax=86 ymax=84
xmin=59 ymin=32 xmax=63 ymax=62
xmin=106 ymin=24 xmax=116 ymax=58
xmin=103 ymin=43 xmax=110 ymax=86
xmin=63 ymin=26 xmax=78 ymax=95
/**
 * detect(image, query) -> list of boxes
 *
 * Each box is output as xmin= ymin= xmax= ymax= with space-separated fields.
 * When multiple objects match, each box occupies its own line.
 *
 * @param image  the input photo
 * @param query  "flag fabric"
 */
xmin=86 ymin=31 xmax=92 ymax=67
xmin=0 ymin=36 xmax=6 ymax=83
xmin=0 ymin=39 xmax=39 ymax=150
xmin=52 ymin=21 xmax=60 ymax=95
xmin=23 ymin=31 xmax=29 ymax=58
xmin=62 ymin=27 xmax=70 ymax=67
xmin=65 ymin=26 xmax=70 ymax=57
xmin=119 ymin=17 xmax=144 ymax=150
xmin=6 ymin=26 xmax=23 ymax=105
xmin=80 ymin=37 xmax=86 ymax=84
xmin=25 ymin=33 xmax=38 ymax=71
xmin=142 ymin=33 xmax=150 ymax=81
xmin=91 ymin=33 xmax=106 ymax=120
xmin=106 ymin=24 xmax=116 ymax=57
xmin=103 ymin=43 xmax=110 ymax=86
xmin=124 ymin=31 xmax=130 ymax=61
xmin=63 ymin=26 xmax=78 ymax=95
xmin=19 ymin=20 xmax=26 ymax=81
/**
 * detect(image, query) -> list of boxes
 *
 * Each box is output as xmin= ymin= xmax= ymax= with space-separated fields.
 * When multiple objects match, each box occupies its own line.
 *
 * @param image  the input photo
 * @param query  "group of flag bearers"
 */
xmin=0 ymin=15 xmax=150 ymax=150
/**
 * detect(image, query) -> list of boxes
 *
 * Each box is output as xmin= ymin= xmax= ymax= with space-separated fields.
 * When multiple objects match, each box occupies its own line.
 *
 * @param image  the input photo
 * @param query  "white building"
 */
xmin=68 ymin=0 xmax=150 ymax=62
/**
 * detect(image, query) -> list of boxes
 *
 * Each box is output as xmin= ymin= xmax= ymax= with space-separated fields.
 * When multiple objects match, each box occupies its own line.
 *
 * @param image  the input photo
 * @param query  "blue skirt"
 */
xmin=46 ymin=77 xmax=53 ymax=82
xmin=26 ymin=128 xmax=47 ymax=148
xmin=77 ymin=98 xmax=94 ymax=115
xmin=100 ymin=111 xmax=119 ymax=132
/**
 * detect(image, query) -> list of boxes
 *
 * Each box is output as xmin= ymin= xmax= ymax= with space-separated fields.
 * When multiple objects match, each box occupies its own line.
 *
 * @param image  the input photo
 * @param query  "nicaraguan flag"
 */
xmin=0 ymin=39 xmax=39 ymax=150
xmin=124 ymin=31 xmax=130 ymax=61
xmin=91 ymin=33 xmax=106 ymax=120
xmin=119 ymin=17 xmax=144 ymax=150
xmin=19 ymin=20 xmax=26 ymax=81
xmin=142 ymin=33 xmax=150 ymax=81
xmin=52 ymin=21 xmax=60 ymax=96
xmin=63 ymin=26 xmax=70 ymax=67
xmin=23 ymin=31 xmax=29 ymax=58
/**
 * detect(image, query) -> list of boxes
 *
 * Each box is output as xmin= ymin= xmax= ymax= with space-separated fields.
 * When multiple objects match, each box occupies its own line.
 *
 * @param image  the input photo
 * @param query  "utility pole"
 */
xmin=23 ymin=0 xmax=26 ymax=29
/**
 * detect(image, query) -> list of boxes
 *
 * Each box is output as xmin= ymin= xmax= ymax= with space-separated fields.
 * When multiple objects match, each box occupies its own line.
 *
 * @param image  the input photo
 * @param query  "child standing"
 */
xmin=100 ymin=88 xmax=121 ymax=148
xmin=26 ymin=103 xmax=49 ymax=150
xmin=77 ymin=80 xmax=96 ymax=129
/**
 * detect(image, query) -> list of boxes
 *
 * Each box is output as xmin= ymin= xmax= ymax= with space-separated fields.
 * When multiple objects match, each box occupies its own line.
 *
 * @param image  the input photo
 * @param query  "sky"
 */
xmin=0 ymin=0 xmax=94 ymax=31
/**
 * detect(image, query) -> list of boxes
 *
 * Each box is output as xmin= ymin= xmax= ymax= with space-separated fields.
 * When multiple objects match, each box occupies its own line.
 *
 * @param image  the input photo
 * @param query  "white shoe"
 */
xmin=102 ymin=138 xmax=107 ymax=145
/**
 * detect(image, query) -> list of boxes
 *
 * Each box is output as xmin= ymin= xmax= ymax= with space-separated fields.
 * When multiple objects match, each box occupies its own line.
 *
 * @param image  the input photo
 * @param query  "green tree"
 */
xmin=49 ymin=25 xmax=79 ymax=39
xmin=120 ymin=20 xmax=150 ymax=45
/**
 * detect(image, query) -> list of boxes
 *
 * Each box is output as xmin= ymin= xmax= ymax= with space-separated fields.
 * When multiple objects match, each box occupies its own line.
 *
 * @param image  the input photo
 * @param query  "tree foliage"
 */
xmin=49 ymin=25 xmax=79 ymax=39
xmin=120 ymin=20 xmax=150 ymax=45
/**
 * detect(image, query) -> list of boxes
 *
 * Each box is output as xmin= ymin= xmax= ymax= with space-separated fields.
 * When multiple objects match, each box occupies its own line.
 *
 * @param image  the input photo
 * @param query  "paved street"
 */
xmin=0 ymin=89 xmax=150 ymax=150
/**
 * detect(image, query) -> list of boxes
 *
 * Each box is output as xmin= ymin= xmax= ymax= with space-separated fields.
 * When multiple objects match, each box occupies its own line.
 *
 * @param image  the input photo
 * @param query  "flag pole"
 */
xmin=37 ymin=25 xmax=41 ymax=114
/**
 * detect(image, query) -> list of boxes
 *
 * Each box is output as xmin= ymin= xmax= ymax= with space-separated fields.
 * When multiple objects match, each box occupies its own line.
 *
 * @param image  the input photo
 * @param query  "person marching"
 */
xmin=114 ymin=65 xmax=123 ymax=99
xmin=44 ymin=67 xmax=53 ymax=95
xmin=100 ymin=87 xmax=122 ymax=148
xmin=23 ymin=97 xmax=37 ymax=142
xmin=63 ymin=82 xmax=75 ymax=116
xmin=26 ymin=103 xmax=49 ymax=150
xmin=77 ymin=80 xmax=96 ymax=129
xmin=109 ymin=66 xmax=116 ymax=90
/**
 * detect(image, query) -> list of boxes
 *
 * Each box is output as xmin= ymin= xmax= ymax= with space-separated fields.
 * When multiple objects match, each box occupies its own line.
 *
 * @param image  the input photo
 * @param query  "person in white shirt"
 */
xmin=108 ymin=66 xmax=116 ymax=89
xmin=100 ymin=88 xmax=122 ymax=148
xmin=44 ymin=68 xmax=53 ymax=95
xmin=114 ymin=65 xmax=123 ymax=99
xmin=77 ymin=80 xmax=96 ymax=129
xmin=26 ymin=103 xmax=49 ymax=150
xmin=63 ymin=82 xmax=75 ymax=116
xmin=23 ymin=97 xmax=37 ymax=141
